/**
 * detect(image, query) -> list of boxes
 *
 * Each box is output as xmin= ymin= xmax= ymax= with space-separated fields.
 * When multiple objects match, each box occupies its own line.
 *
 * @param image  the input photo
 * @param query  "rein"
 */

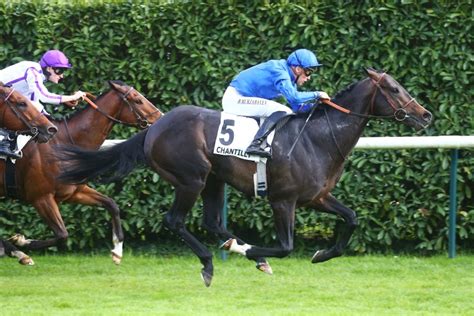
xmin=82 ymin=87 xmax=156 ymax=128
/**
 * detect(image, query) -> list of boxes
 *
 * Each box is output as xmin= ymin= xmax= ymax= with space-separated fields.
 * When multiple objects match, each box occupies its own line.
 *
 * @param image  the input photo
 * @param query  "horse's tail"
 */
xmin=57 ymin=129 xmax=149 ymax=184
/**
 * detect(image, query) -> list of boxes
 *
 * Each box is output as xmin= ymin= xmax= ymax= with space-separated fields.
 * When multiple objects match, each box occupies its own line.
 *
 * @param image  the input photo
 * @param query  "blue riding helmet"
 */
xmin=287 ymin=49 xmax=322 ymax=70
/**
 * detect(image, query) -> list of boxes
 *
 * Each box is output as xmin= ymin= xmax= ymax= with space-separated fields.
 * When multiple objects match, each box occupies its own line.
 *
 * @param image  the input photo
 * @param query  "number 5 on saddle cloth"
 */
xmin=213 ymin=112 xmax=291 ymax=197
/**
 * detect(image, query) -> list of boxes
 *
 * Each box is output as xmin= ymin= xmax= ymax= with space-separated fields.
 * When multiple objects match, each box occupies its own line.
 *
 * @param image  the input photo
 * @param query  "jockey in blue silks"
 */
xmin=0 ymin=50 xmax=85 ymax=158
xmin=222 ymin=48 xmax=330 ymax=158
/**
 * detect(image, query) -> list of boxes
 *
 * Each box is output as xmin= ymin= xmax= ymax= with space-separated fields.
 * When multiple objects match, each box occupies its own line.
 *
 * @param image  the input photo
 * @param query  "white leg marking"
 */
xmin=229 ymin=239 xmax=252 ymax=256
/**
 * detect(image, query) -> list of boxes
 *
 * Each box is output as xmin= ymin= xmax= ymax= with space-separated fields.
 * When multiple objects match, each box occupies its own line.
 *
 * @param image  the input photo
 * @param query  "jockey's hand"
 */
xmin=317 ymin=91 xmax=330 ymax=100
xmin=64 ymin=100 xmax=79 ymax=107
xmin=73 ymin=91 xmax=86 ymax=100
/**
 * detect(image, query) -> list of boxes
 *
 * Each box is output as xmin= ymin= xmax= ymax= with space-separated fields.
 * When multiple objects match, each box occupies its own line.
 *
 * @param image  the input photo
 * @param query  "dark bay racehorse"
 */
xmin=2 ymin=81 xmax=162 ymax=264
xmin=57 ymin=69 xmax=432 ymax=286
xmin=0 ymin=83 xmax=58 ymax=265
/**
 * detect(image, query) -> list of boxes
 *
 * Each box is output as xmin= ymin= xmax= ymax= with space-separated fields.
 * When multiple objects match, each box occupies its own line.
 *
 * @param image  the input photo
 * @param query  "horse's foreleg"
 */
xmin=13 ymin=195 xmax=69 ymax=250
xmin=164 ymin=185 xmax=214 ymax=287
xmin=308 ymin=194 xmax=357 ymax=263
xmin=200 ymin=175 xmax=271 ymax=274
xmin=67 ymin=185 xmax=124 ymax=264
xmin=225 ymin=200 xmax=297 ymax=264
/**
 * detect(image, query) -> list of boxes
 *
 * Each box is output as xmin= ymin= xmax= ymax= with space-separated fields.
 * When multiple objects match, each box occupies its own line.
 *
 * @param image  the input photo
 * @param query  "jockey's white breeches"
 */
xmin=222 ymin=86 xmax=292 ymax=118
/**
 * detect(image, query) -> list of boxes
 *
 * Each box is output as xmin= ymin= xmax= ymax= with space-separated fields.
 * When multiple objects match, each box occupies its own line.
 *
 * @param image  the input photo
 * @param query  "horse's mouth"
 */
xmin=410 ymin=116 xmax=432 ymax=131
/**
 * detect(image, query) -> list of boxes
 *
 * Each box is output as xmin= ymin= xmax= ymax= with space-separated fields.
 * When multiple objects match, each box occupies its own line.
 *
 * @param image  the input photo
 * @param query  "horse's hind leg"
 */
xmin=66 ymin=185 xmax=124 ymax=264
xmin=164 ymin=184 xmax=214 ymax=287
xmin=10 ymin=194 xmax=68 ymax=250
xmin=308 ymin=193 xmax=357 ymax=263
xmin=201 ymin=175 xmax=272 ymax=274
xmin=1 ymin=239 xmax=34 ymax=265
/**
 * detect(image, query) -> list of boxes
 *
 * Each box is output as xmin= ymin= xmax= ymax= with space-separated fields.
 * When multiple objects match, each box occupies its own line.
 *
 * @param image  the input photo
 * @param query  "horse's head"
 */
xmin=365 ymin=68 xmax=432 ymax=130
xmin=108 ymin=81 xmax=163 ymax=128
xmin=0 ymin=84 xmax=57 ymax=143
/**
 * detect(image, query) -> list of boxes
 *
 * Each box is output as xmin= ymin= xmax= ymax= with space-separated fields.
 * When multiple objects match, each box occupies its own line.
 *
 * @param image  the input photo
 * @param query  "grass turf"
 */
xmin=0 ymin=254 xmax=472 ymax=315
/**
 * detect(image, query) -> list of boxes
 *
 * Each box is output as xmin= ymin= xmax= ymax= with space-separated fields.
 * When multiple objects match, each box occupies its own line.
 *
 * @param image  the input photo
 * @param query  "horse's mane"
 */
xmin=51 ymin=80 xmax=128 ymax=123
xmin=332 ymin=80 xmax=359 ymax=100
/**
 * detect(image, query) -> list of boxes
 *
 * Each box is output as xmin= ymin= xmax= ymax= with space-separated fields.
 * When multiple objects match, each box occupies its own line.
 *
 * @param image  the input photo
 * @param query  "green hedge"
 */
xmin=0 ymin=0 xmax=472 ymax=254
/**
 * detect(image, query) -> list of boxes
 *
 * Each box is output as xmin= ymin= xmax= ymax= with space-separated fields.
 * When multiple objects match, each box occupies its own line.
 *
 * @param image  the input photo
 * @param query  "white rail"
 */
xmin=103 ymin=135 xmax=474 ymax=149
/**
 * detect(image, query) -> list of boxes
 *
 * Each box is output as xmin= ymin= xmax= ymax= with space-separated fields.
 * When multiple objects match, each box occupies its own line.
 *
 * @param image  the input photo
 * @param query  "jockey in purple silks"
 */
xmin=0 ymin=50 xmax=85 ymax=158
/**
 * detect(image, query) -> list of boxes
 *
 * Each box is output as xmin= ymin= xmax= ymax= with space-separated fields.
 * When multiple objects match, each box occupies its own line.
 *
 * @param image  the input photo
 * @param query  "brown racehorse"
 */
xmin=0 ymin=83 xmax=58 ymax=265
xmin=57 ymin=69 xmax=432 ymax=286
xmin=3 ymin=80 xmax=162 ymax=264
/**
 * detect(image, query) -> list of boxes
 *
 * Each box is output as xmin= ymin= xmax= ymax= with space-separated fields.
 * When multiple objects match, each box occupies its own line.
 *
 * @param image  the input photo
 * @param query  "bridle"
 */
xmin=320 ymin=73 xmax=417 ymax=161
xmin=83 ymin=86 xmax=162 ymax=128
xmin=0 ymin=88 xmax=45 ymax=137
xmin=368 ymin=73 xmax=416 ymax=121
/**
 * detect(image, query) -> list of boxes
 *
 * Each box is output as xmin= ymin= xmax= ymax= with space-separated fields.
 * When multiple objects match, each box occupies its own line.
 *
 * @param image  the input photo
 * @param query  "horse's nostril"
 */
xmin=423 ymin=111 xmax=433 ymax=122
xmin=48 ymin=126 xmax=58 ymax=135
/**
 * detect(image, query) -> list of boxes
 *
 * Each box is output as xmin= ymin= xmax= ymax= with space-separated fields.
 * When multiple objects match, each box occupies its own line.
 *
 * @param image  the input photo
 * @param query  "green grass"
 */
xmin=0 ymin=253 xmax=473 ymax=315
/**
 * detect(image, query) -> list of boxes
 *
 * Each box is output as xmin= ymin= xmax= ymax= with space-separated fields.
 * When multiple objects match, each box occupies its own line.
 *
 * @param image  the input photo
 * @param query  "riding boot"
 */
xmin=245 ymin=111 xmax=289 ymax=158
xmin=0 ymin=129 xmax=21 ymax=159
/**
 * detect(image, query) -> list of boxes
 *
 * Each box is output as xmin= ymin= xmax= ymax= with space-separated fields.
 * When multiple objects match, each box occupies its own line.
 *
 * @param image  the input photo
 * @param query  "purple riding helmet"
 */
xmin=39 ymin=50 xmax=72 ymax=68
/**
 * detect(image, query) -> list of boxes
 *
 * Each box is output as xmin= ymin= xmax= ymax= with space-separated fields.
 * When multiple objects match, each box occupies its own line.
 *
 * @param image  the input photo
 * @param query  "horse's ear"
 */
xmin=365 ymin=67 xmax=381 ymax=81
xmin=108 ymin=80 xmax=118 ymax=90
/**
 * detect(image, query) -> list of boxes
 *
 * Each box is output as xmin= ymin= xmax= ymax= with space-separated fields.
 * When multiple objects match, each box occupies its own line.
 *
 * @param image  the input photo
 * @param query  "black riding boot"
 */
xmin=245 ymin=111 xmax=289 ymax=158
xmin=0 ymin=129 xmax=21 ymax=159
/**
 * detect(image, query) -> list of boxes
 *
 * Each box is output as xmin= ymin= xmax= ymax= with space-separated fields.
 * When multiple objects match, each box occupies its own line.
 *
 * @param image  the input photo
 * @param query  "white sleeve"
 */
xmin=25 ymin=67 xmax=62 ymax=104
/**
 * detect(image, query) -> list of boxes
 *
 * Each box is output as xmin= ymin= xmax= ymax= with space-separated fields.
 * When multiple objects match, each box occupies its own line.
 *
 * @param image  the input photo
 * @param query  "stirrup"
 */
xmin=245 ymin=146 xmax=271 ymax=158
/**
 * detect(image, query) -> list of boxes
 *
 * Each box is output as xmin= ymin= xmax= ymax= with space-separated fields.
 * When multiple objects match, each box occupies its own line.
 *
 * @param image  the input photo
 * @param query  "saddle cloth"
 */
xmin=213 ymin=112 xmax=274 ymax=161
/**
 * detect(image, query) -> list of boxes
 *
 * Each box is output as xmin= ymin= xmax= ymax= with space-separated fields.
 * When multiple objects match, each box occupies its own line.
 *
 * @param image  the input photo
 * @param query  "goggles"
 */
xmin=52 ymin=67 xmax=66 ymax=75
xmin=303 ymin=67 xmax=318 ymax=77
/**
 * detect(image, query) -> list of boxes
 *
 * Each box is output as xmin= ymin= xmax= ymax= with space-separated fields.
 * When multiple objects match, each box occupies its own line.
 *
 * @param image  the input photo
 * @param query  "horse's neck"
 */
xmin=315 ymin=79 xmax=374 ymax=159
xmin=57 ymin=95 xmax=120 ymax=148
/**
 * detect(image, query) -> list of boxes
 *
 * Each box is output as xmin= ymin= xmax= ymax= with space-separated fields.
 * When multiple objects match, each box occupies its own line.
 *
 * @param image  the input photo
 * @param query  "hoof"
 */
xmin=18 ymin=255 xmax=34 ymax=266
xmin=311 ymin=250 xmax=324 ymax=263
xmin=220 ymin=238 xmax=235 ymax=251
xmin=111 ymin=251 xmax=122 ymax=265
xmin=256 ymin=261 xmax=273 ymax=275
xmin=200 ymin=269 xmax=213 ymax=287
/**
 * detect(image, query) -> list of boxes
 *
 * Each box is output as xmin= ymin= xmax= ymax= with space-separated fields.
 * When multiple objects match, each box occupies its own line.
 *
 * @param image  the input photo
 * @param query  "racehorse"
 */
xmin=57 ymin=69 xmax=432 ymax=286
xmin=3 ymin=81 xmax=162 ymax=264
xmin=0 ymin=83 xmax=58 ymax=265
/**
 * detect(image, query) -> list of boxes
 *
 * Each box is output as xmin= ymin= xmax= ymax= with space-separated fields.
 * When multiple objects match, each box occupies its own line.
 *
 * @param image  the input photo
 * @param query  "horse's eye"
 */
xmin=392 ymin=88 xmax=399 ymax=93
xmin=17 ymin=102 xmax=27 ymax=110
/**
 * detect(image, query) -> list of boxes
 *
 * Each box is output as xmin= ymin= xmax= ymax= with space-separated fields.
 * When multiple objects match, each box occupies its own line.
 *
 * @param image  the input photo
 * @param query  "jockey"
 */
xmin=222 ymin=48 xmax=330 ymax=158
xmin=0 ymin=50 xmax=85 ymax=159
